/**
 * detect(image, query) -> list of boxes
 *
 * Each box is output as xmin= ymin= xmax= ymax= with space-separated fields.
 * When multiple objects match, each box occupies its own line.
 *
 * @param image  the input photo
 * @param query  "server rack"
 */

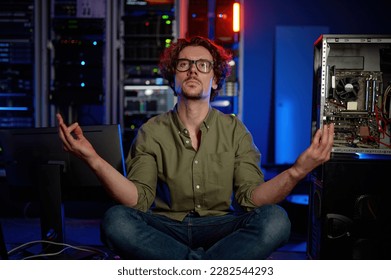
xmin=49 ymin=0 xmax=116 ymax=126
xmin=119 ymin=0 xmax=176 ymax=148
xmin=0 ymin=0 xmax=37 ymax=127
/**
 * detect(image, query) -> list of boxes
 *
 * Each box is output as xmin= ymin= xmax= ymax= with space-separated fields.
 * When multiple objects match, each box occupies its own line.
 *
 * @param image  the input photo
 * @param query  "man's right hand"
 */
xmin=56 ymin=113 xmax=97 ymax=163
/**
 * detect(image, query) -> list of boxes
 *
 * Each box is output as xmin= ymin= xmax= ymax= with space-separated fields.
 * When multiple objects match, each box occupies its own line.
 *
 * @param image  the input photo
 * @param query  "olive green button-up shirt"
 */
xmin=126 ymin=106 xmax=265 ymax=221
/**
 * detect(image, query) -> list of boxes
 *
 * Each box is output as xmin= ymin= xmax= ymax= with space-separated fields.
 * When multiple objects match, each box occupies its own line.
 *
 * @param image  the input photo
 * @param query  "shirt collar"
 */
xmin=172 ymin=104 xmax=216 ymax=133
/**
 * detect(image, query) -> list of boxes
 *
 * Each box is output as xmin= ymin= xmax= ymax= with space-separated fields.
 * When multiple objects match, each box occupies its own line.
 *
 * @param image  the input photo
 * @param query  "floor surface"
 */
xmin=1 ymin=214 xmax=308 ymax=260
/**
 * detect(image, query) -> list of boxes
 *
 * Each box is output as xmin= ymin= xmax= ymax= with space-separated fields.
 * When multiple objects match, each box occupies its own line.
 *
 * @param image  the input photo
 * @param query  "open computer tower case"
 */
xmin=308 ymin=35 xmax=391 ymax=259
xmin=311 ymin=34 xmax=391 ymax=155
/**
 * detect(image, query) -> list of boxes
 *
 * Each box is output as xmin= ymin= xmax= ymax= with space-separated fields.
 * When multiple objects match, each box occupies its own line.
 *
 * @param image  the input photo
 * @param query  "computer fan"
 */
xmin=335 ymin=76 xmax=360 ymax=101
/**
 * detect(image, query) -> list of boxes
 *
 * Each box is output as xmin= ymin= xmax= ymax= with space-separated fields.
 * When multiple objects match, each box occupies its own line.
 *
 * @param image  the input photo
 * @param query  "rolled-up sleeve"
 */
xmin=126 ymin=126 xmax=158 ymax=212
xmin=233 ymin=125 xmax=265 ymax=211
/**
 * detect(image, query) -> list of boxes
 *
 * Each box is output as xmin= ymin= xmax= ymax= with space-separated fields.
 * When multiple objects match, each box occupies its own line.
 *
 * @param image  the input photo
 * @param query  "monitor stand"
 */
xmin=38 ymin=163 xmax=65 ymax=252
xmin=0 ymin=222 xmax=8 ymax=260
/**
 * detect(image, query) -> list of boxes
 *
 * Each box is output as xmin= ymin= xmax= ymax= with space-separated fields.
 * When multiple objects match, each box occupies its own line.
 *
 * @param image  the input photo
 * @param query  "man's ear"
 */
xmin=212 ymin=77 xmax=218 ymax=90
xmin=170 ymin=81 xmax=178 ymax=96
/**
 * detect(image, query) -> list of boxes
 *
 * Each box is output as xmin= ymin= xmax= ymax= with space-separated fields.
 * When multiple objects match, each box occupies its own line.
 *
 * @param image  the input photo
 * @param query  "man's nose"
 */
xmin=188 ymin=62 xmax=198 ymax=73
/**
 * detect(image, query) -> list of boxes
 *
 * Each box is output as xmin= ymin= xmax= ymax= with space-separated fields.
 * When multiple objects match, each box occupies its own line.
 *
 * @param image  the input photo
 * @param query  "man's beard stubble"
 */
xmin=181 ymin=88 xmax=203 ymax=100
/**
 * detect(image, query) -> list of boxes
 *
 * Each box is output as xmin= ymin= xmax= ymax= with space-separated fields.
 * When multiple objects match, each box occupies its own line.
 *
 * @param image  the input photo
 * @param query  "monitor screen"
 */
xmin=0 ymin=124 xmax=126 ymax=192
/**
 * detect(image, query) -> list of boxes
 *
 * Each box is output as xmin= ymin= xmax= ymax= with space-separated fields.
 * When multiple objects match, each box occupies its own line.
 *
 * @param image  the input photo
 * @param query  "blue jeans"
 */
xmin=100 ymin=204 xmax=291 ymax=260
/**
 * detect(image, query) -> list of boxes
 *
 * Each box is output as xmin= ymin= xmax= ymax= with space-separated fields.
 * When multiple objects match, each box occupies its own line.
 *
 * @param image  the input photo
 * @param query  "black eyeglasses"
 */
xmin=176 ymin=59 xmax=214 ymax=73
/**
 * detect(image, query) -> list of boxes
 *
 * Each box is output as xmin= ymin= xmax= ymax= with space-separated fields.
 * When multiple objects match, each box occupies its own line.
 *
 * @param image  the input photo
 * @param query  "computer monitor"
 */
xmin=0 ymin=124 xmax=126 ymax=245
xmin=1 ymin=124 xmax=126 ymax=187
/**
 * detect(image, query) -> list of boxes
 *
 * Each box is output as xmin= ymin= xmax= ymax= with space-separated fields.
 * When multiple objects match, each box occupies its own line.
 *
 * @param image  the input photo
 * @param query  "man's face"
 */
xmin=174 ymin=46 xmax=217 ymax=101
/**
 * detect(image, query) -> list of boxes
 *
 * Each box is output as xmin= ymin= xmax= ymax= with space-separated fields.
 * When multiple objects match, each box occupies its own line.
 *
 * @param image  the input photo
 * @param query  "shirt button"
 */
xmin=194 ymin=160 xmax=198 ymax=164
xmin=196 ymin=185 xmax=200 ymax=189
xmin=185 ymin=140 xmax=189 ymax=144
xmin=196 ymin=204 xmax=201 ymax=208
